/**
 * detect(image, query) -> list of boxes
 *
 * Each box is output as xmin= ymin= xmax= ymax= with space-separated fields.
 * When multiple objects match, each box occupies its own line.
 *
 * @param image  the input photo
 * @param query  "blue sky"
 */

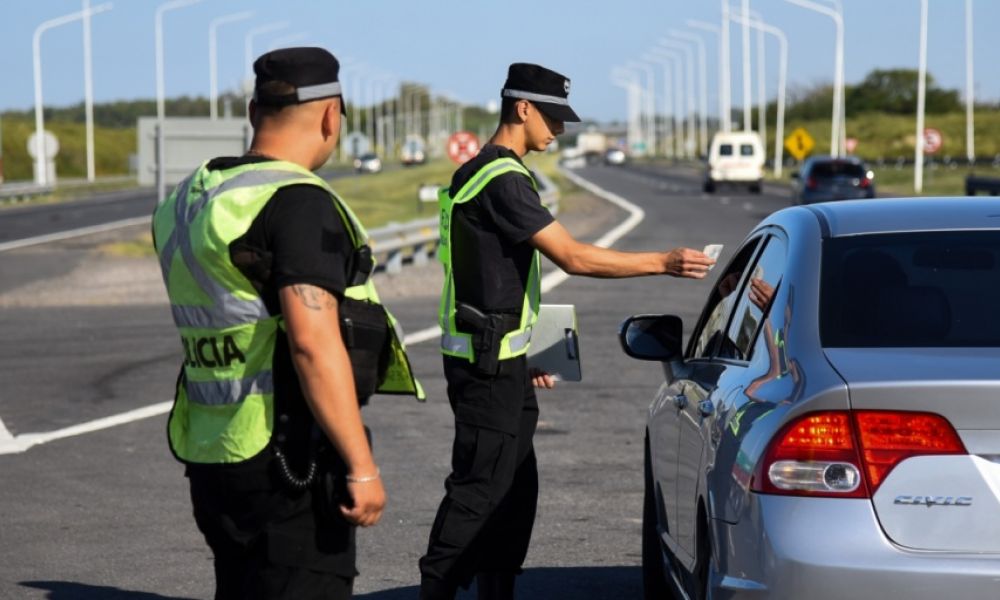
xmin=1 ymin=0 xmax=997 ymax=122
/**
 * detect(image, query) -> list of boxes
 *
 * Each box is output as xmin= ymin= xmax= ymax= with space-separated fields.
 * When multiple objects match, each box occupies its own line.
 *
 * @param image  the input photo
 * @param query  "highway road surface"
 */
xmin=0 ymin=161 xmax=791 ymax=599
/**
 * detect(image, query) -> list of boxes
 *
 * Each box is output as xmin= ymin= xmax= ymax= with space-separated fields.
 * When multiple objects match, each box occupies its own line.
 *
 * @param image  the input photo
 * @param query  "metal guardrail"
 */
xmin=368 ymin=170 xmax=560 ymax=274
xmin=0 ymin=175 xmax=137 ymax=205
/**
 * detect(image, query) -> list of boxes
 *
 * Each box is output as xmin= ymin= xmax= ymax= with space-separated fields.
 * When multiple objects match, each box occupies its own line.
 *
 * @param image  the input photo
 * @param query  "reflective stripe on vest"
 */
xmin=154 ymin=159 xmax=423 ymax=464
xmin=437 ymin=157 xmax=541 ymax=361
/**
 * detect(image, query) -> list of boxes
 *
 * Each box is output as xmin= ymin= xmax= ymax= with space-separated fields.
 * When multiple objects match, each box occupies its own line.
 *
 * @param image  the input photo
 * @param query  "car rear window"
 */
xmin=811 ymin=161 xmax=865 ymax=178
xmin=719 ymin=144 xmax=733 ymax=156
xmin=740 ymin=144 xmax=755 ymax=156
xmin=821 ymin=232 xmax=1000 ymax=347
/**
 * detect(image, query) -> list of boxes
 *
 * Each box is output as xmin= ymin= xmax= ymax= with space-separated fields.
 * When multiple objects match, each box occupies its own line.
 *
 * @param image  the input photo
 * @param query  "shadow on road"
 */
xmin=19 ymin=581 xmax=197 ymax=600
xmin=356 ymin=565 xmax=641 ymax=600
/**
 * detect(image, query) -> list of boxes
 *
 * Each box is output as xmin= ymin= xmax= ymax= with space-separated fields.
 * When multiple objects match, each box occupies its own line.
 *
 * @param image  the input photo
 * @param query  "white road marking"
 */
xmin=0 ymin=167 xmax=645 ymax=456
xmin=0 ymin=215 xmax=152 ymax=253
xmin=743 ymin=202 xmax=754 ymax=211
xmin=0 ymin=401 xmax=172 ymax=455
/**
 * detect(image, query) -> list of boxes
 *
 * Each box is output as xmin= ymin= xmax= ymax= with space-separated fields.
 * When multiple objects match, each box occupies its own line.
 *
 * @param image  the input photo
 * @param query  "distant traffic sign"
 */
xmin=844 ymin=137 xmax=858 ymax=154
xmin=784 ymin=127 xmax=814 ymax=161
xmin=923 ymin=128 xmax=943 ymax=155
xmin=447 ymin=131 xmax=480 ymax=164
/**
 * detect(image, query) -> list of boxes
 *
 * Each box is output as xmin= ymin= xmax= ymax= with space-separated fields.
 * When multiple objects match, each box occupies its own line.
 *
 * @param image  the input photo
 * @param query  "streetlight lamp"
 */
xmin=209 ymin=10 xmax=254 ymax=120
xmin=33 ymin=2 xmax=112 ymax=186
xmin=726 ymin=5 xmax=768 ymax=150
xmin=669 ymin=29 xmax=709 ymax=156
xmin=740 ymin=0 xmax=752 ymax=132
xmin=785 ymin=0 xmax=844 ymax=157
xmin=156 ymin=0 xmax=204 ymax=203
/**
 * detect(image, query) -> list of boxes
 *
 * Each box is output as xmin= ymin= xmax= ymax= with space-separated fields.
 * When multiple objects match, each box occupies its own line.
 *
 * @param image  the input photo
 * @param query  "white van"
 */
xmin=704 ymin=131 xmax=765 ymax=193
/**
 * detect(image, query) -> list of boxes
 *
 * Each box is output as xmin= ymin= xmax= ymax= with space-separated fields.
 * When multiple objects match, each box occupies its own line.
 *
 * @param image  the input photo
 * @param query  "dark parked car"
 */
xmin=620 ymin=198 xmax=1000 ymax=599
xmin=792 ymin=155 xmax=875 ymax=204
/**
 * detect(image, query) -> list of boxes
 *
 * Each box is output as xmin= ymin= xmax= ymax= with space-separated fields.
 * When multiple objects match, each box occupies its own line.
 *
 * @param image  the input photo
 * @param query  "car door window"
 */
xmin=720 ymin=236 xmax=788 ymax=361
xmin=688 ymin=238 xmax=762 ymax=359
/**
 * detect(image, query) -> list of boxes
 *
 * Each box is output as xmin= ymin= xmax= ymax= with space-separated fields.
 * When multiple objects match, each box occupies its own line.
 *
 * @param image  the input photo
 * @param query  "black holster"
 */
xmin=455 ymin=302 xmax=519 ymax=377
xmin=339 ymin=297 xmax=391 ymax=400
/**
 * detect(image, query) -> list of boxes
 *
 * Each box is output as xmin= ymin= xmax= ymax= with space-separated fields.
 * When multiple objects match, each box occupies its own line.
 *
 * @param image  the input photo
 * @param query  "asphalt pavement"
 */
xmin=0 ymin=162 xmax=791 ymax=599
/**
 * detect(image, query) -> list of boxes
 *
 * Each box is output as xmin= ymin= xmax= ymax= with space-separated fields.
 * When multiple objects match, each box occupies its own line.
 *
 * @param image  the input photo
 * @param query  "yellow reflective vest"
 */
xmin=437 ymin=157 xmax=541 ymax=362
xmin=153 ymin=159 xmax=423 ymax=464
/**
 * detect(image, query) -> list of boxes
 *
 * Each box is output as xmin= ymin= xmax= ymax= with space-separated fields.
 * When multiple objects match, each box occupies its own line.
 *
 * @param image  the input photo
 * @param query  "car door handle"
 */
xmin=698 ymin=399 xmax=715 ymax=418
xmin=672 ymin=394 xmax=688 ymax=409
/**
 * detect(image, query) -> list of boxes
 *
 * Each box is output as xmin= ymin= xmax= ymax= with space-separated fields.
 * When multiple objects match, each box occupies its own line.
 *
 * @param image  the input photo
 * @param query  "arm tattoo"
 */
xmin=291 ymin=284 xmax=337 ymax=311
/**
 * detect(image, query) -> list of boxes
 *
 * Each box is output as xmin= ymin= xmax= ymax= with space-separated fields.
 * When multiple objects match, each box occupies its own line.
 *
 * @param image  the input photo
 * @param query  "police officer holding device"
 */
xmin=152 ymin=47 xmax=421 ymax=600
xmin=419 ymin=63 xmax=715 ymax=600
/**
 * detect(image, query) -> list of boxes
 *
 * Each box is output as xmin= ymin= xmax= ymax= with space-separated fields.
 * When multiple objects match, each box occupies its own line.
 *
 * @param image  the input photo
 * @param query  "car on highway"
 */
xmin=604 ymin=147 xmax=628 ymax=166
xmin=791 ymin=155 xmax=876 ymax=204
xmin=703 ymin=131 xmax=765 ymax=194
xmin=354 ymin=152 xmax=382 ymax=174
xmin=619 ymin=197 xmax=1000 ymax=599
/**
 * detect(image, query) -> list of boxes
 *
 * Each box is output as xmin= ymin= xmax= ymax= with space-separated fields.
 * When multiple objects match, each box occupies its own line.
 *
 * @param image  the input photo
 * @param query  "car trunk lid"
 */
xmin=825 ymin=348 xmax=1000 ymax=553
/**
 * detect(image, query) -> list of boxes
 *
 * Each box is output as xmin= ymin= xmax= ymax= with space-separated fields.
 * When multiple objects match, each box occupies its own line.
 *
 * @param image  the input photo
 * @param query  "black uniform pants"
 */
xmin=419 ymin=355 xmax=539 ymax=593
xmin=187 ymin=451 xmax=356 ymax=600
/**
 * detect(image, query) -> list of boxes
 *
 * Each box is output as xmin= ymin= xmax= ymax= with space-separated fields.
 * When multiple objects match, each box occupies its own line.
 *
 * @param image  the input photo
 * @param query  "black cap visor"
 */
xmin=534 ymin=101 xmax=581 ymax=123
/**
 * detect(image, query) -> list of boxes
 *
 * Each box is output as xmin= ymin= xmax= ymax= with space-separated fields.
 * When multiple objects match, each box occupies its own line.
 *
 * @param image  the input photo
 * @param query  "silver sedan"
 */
xmin=620 ymin=198 xmax=1000 ymax=599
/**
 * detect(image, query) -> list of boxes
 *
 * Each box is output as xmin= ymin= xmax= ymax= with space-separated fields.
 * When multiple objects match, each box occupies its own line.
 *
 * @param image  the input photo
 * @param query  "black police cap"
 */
xmin=253 ymin=46 xmax=346 ymax=114
xmin=501 ymin=63 xmax=581 ymax=123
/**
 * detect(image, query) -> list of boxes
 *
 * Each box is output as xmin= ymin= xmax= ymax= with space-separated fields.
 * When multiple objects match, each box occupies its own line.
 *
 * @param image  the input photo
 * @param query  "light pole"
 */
xmin=965 ymin=0 xmax=975 ymax=165
xmin=660 ymin=38 xmax=698 ymax=157
xmin=719 ymin=0 xmax=733 ymax=131
xmin=83 ymin=0 xmax=99 ymax=181
xmin=640 ymin=54 xmax=676 ymax=158
xmin=33 ymin=2 xmax=112 ymax=186
xmin=244 ymin=22 xmax=290 ymax=91
xmin=669 ymin=29 xmax=709 ymax=156
xmin=687 ymin=20 xmax=724 ymax=141
xmin=611 ymin=68 xmax=642 ymax=155
xmin=658 ymin=38 xmax=698 ymax=156
xmin=156 ymin=0 xmax=204 ymax=203
xmin=647 ymin=49 xmax=685 ymax=158
xmin=726 ymin=6 xmax=768 ymax=150
xmin=730 ymin=10 xmax=788 ymax=176
xmin=785 ymin=0 xmax=844 ymax=157
xmin=741 ymin=0 xmax=752 ymax=132
xmin=626 ymin=61 xmax=657 ymax=157
xmin=209 ymin=11 xmax=254 ymax=120
xmin=915 ymin=0 xmax=928 ymax=193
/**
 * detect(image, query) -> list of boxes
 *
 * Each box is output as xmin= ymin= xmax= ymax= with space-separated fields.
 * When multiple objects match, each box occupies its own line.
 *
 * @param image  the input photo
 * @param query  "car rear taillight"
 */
xmin=751 ymin=410 xmax=966 ymax=498
xmin=854 ymin=411 xmax=965 ymax=490
xmin=859 ymin=177 xmax=871 ymax=188
xmin=806 ymin=177 xmax=818 ymax=190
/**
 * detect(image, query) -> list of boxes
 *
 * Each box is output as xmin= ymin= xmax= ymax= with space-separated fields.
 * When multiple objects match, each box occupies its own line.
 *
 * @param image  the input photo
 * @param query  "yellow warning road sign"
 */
xmin=784 ymin=127 xmax=815 ymax=161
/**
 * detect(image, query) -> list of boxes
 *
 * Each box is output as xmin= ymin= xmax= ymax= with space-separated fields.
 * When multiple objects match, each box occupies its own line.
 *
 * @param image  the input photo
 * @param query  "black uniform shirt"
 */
xmin=449 ymin=144 xmax=555 ymax=313
xmin=212 ymin=155 xmax=354 ymax=460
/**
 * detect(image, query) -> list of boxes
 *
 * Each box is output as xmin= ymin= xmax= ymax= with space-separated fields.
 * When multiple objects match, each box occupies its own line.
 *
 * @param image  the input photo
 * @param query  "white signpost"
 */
xmin=27 ymin=131 xmax=59 ymax=185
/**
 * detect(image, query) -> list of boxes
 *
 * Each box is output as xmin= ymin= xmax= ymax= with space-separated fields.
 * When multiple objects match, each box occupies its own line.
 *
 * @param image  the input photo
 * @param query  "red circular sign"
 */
xmin=923 ymin=128 xmax=943 ymax=155
xmin=447 ymin=131 xmax=480 ymax=164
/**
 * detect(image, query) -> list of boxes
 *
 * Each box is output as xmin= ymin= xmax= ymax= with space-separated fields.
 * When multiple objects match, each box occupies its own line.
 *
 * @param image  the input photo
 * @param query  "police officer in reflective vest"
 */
xmin=419 ymin=63 xmax=715 ymax=599
xmin=152 ymin=47 xmax=422 ymax=600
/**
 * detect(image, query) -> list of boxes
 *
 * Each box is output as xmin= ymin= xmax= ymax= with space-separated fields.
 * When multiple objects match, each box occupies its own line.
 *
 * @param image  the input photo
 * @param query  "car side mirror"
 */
xmin=619 ymin=315 xmax=684 ymax=362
